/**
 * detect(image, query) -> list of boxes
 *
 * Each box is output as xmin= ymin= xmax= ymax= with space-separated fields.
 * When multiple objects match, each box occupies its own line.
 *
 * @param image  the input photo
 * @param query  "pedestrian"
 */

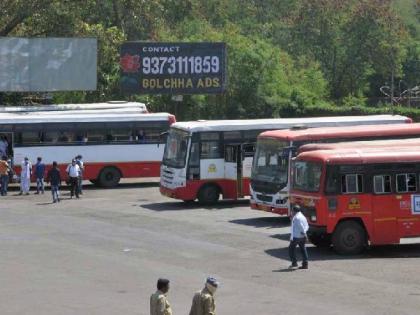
xmin=46 ymin=161 xmax=61 ymax=203
xmin=19 ymin=157 xmax=32 ymax=195
xmin=150 ymin=278 xmax=172 ymax=315
xmin=0 ymin=136 xmax=8 ymax=157
xmin=75 ymin=155 xmax=84 ymax=195
xmin=0 ymin=156 xmax=10 ymax=196
xmin=66 ymin=159 xmax=81 ymax=198
xmin=189 ymin=277 xmax=218 ymax=315
xmin=288 ymin=205 xmax=309 ymax=270
xmin=34 ymin=157 xmax=45 ymax=194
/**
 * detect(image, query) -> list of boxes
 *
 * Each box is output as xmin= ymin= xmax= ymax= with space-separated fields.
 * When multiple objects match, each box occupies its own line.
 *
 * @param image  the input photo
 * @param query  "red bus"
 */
xmin=251 ymin=122 xmax=420 ymax=215
xmin=290 ymin=147 xmax=420 ymax=254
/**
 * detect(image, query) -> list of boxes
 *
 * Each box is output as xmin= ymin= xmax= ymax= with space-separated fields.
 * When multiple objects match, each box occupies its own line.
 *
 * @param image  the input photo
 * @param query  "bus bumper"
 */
xmin=250 ymin=202 xmax=289 ymax=215
xmin=308 ymin=225 xmax=327 ymax=237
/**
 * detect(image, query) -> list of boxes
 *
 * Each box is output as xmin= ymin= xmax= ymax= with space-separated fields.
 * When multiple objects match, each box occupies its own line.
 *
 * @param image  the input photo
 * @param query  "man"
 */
xmin=189 ymin=277 xmax=218 ymax=315
xmin=19 ymin=157 xmax=32 ymax=195
xmin=34 ymin=157 xmax=46 ymax=194
xmin=0 ymin=136 xmax=8 ymax=157
xmin=75 ymin=155 xmax=84 ymax=195
xmin=288 ymin=205 xmax=309 ymax=269
xmin=0 ymin=156 xmax=10 ymax=196
xmin=47 ymin=161 xmax=61 ymax=203
xmin=150 ymin=278 xmax=172 ymax=315
xmin=66 ymin=159 xmax=81 ymax=198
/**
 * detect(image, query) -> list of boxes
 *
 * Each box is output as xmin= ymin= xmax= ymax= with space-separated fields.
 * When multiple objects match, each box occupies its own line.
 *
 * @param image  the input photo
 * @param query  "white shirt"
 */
xmin=67 ymin=164 xmax=81 ymax=177
xmin=290 ymin=211 xmax=309 ymax=240
xmin=21 ymin=160 xmax=32 ymax=179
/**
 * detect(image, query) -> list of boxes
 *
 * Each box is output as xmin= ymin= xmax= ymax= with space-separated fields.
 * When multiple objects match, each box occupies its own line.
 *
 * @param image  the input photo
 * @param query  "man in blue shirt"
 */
xmin=289 ymin=205 xmax=309 ymax=270
xmin=34 ymin=157 xmax=45 ymax=194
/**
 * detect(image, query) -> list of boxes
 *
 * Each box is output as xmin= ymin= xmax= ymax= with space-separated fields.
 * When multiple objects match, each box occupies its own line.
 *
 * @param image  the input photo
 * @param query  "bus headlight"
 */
xmin=310 ymin=215 xmax=317 ymax=222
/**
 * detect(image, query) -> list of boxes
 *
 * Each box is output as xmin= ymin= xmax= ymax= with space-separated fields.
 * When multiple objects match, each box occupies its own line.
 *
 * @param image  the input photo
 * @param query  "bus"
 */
xmin=250 ymin=122 xmax=420 ymax=215
xmin=290 ymin=147 xmax=420 ymax=255
xmin=159 ymin=115 xmax=411 ymax=204
xmin=1 ymin=110 xmax=175 ymax=187
xmin=0 ymin=101 xmax=148 ymax=113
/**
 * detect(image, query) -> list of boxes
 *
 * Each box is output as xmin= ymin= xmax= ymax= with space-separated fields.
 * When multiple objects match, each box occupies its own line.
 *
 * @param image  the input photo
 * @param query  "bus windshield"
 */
xmin=293 ymin=161 xmax=322 ymax=192
xmin=252 ymin=139 xmax=289 ymax=188
xmin=163 ymin=129 xmax=189 ymax=168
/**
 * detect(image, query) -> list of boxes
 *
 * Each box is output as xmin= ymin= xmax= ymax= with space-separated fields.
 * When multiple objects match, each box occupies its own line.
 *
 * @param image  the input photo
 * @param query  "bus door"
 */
xmin=371 ymin=174 xmax=398 ymax=244
xmin=0 ymin=132 xmax=13 ymax=160
xmin=224 ymin=144 xmax=243 ymax=197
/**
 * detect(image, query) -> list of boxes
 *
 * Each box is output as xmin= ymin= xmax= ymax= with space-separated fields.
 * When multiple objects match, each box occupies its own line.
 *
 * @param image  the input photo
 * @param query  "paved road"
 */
xmin=1 ymin=181 xmax=420 ymax=314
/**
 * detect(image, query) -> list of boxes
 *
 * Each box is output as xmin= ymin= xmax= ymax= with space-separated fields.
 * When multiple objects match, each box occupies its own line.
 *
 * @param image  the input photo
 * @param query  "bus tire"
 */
xmin=308 ymin=234 xmax=331 ymax=248
xmin=98 ymin=167 xmax=121 ymax=187
xmin=332 ymin=221 xmax=367 ymax=255
xmin=198 ymin=184 xmax=220 ymax=204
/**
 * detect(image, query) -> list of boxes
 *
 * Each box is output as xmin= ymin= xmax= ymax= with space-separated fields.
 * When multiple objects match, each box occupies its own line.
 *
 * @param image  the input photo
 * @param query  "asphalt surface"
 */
xmin=1 ymin=180 xmax=420 ymax=314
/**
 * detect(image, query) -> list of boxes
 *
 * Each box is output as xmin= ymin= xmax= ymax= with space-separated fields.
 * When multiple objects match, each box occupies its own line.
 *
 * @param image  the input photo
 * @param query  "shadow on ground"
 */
xmin=266 ymin=243 xmax=420 ymax=263
xmin=140 ymin=199 xmax=250 ymax=211
xmin=229 ymin=216 xmax=290 ymax=229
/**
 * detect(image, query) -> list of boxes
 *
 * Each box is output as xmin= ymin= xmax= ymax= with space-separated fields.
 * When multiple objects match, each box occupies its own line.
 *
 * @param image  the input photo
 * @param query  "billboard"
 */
xmin=120 ymin=42 xmax=227 ymax=94
xmin=0 ymin=37 xmax=97 ymax=92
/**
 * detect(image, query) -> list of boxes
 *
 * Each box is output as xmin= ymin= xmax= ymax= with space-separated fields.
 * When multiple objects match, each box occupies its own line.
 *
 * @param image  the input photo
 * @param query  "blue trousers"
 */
xmin=289 ymin=238 xmax=309 ymax=264
xmin=1 ymin=175 xmax=9 ymax=195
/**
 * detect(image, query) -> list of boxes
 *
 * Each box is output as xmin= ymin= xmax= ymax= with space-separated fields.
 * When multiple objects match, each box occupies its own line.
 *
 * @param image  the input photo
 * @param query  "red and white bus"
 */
xmin=251 ymin=122 xmax=420 ymax=215
xmin=1 ymin=110 xmax=175 ymax=187
xmin=290 ymin=147 xmax=420 ymax=254
xmin=159 ymin=115 xmax=410 ymax=204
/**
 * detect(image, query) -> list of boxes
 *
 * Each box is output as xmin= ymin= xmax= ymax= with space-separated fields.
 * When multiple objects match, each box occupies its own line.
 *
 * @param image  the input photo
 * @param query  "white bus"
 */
xmin=159 ymin=115 xmax=411 ymax=204
xmin=1 ymin=110 xmax=175 ymax=187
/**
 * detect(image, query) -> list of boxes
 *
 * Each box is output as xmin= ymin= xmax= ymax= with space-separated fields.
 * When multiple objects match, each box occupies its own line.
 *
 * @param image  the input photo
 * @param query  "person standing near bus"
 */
xmin=75 ymin=155 xmax=84 ymax=195
xmin=0 ymin=156 xmax=10 ymax=196
xmin=150 ymin=278 xmax=172 ymax=315
xmin=288 ymin=205 xmax=309 ymax=270
xmin=189 ymin=277 xmax=219 ymax=315
xmin=47 ymin=161 xmax=61 ymax=203
xmin=0 ymin=136 xmax=8 ymax=157
xmin=66 ymin=159 xmax=81 ymax=198
xmin=34 ymin=157 xmax=45 ymax=194
xmin=19 ymin=157 xmax=32 ymax=195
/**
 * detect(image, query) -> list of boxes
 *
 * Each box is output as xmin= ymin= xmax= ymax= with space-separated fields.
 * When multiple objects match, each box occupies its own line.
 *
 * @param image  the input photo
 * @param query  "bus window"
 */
xmin=224 ymin=131 xmax=242 ymax=141
xmin=22 ymin=131 xmax=41 ymax=145
xmin=341 ymin=174 xmax=363 ymax=194
xmin=373 ymin=175 xmax=392 ymax=194
xmin=201 ymin=142 xmax=221 ymax=159
xmin=396 ymin=173 xmax=417 ymax=193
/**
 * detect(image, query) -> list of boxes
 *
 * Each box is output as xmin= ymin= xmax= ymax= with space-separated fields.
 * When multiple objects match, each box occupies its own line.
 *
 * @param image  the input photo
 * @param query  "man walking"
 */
xmin=66 ymin=159 xmax=81 ymax=198
xmin=288 ymin=205 xmax=309 ymax=270
xmin=19 ymin=157 xmax=32 ymax=195
xmin=150 ymin=278 xmax=172 ymax=315
xmin=75 ymin=155 xmax=84 ymax=195
xmin=189 ymin=277 xmax=219 ymax=315
xmin=0 ymin=156 xmax=10 ymax=196
xmin=34 ymin=157 xmax=46 ymax=194
xmin=47 ymin=161 xmax=61 ymax=203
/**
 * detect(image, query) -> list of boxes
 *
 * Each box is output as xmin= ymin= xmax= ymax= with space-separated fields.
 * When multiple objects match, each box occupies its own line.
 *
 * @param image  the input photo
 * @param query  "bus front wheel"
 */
xmin=98 ymin=167 xmax=121 ymax=187
xmin=198 ymin=184 xmax=220 ymax=204
xmin=332 ymin=221 xmax=367 ymax=255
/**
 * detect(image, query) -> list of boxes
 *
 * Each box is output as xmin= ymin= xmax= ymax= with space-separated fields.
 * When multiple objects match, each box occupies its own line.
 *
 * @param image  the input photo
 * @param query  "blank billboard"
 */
xmin=0 ymin=37 xmax=97 ymax=92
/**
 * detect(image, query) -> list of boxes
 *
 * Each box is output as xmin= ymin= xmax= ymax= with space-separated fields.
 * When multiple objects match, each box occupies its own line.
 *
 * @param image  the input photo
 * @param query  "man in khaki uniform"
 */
xmin=150 ymin=278 xmax=172 ymax=315
xmin=189 ymin=277 xmax=219 ymax=315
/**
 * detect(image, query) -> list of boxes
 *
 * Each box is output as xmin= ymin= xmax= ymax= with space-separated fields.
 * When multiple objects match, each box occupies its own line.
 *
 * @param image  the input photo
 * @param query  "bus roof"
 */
xmin=0 ymin=101 xmax=147 ymax=113
xmin=297 ymin=147 xmax=420 ymax=165
xmin=299 ymin=138 xmax=420 ymax=154
xmin=259 ymin=121 xmax=417 ymax=141
xmin=170 ymin=115 xmax=410 ymax=133
xmin=0 ymin=112 xmax=174 ymax=124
